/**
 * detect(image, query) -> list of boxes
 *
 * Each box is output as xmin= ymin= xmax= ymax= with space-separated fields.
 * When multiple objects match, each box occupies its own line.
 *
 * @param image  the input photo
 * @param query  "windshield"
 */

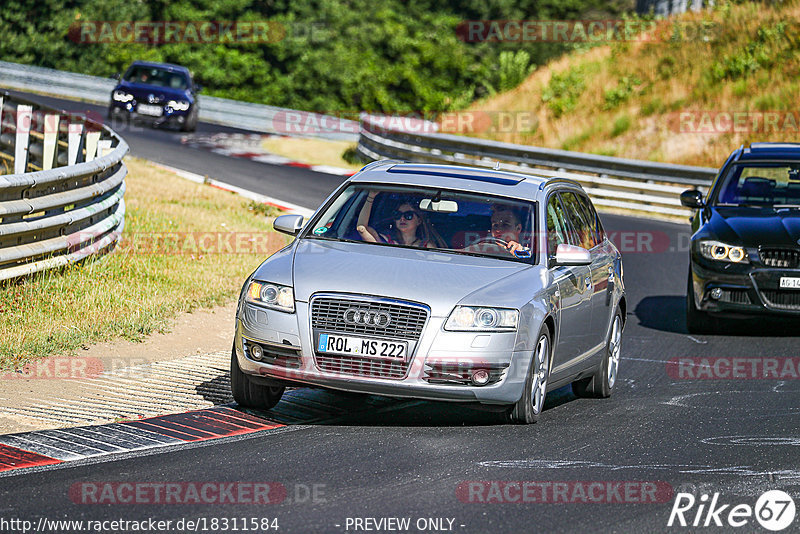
xmin=304 ymin=184 xmax=536 ymax=262
xmin=714 ymin=163 xmax=800 ymax=206
xmin=123 ymin=66 xmax=189 ymax=90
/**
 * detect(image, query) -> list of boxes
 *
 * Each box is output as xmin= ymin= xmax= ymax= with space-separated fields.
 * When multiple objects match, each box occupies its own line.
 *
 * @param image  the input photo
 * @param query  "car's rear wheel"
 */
xmin=686 ymin=270 xmax=717 ymax=334
xmin=508 ymin=327 xmax=551 ymax=424
xmin=572 ymin=309 xmax=621 ymax=398
xmin=230 ymin=344 xmax=284 ymax=410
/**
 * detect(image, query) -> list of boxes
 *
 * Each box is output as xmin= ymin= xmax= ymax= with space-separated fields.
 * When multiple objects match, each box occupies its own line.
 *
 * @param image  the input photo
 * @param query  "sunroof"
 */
xmin=386 ymin=164 xmax=525 ymax=186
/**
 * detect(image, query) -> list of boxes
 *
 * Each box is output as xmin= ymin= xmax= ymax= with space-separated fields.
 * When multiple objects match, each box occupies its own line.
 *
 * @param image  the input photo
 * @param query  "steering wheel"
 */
xmin=463 ymin=236 xmax=513 ymax=254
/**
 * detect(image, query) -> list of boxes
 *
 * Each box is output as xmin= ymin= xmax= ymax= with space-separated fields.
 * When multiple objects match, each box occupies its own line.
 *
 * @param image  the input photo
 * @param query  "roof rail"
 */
xmin=540 ymin=176 xmax=582 ymax=190
xmin=357 ymin=159 xmax=404 ymax=173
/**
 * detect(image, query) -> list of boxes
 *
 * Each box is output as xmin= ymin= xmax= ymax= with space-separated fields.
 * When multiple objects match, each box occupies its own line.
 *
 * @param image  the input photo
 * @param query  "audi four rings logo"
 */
xmin=344 ymin=308 xmax=391 ymax=327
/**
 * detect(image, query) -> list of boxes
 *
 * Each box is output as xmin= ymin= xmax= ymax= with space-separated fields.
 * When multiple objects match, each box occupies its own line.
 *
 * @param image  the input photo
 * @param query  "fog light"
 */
xmin=710 ymin=288 xmax=722 ymax=300
xmin=471 ymin=369 xmax=490 ymax=386
xmin=250 ymin=343 xmax=264 ymax=361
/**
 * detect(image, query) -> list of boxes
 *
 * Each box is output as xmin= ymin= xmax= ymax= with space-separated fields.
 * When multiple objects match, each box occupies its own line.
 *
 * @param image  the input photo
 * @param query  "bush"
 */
xmin=542 ymin=67 xmax=586 ymax=118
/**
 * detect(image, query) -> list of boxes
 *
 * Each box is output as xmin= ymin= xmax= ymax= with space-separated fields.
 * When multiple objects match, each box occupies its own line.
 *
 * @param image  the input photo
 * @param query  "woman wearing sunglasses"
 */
xmin=356 ymin=190 xmax=435 ymax=248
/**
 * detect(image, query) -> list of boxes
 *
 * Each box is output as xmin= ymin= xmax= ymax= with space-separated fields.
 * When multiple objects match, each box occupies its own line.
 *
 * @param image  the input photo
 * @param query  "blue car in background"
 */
xmin=108 ymin=61 xmax=200 ymax=132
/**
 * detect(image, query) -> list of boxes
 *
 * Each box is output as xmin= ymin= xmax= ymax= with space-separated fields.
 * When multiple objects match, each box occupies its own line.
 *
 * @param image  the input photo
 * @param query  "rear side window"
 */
xmin=546 ymin=194 xmax=570 ymax=257
xmin=577 ymin=193 xmax=605 ymax=244
xmin=560 ymin=191 xmax=597 ymax=249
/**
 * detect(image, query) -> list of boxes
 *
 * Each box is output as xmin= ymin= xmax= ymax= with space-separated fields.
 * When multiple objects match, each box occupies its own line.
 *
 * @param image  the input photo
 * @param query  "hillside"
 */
xmin=464 ymin=1 xmax=800 ymax=167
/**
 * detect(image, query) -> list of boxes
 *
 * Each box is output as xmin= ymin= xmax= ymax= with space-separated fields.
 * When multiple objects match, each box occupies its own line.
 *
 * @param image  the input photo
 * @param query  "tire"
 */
xmin=686 ymin=269 xmax=716 ymax=334
xmin=230 ymin=344 xmax=285 ymax=410
xmin=572 ymin=308 xmax=622 ymax=399
xmin=181 ymin=107 xmax=198 ymax=132
xmin=508 ymin=326 xmax=551 ymax=424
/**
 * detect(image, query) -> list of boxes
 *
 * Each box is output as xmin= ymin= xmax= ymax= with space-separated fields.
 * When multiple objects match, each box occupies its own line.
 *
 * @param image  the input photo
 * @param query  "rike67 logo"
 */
xmin=668 ymin=490 xmax=796 ymax=531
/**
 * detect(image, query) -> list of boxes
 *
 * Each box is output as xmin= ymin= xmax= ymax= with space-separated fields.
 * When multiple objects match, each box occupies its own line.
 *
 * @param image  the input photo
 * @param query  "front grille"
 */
xmin=316 ymin=354 xmax=407 ymax=379
xmin=311 ymin=296 xmax=428 ymax=339
xmin=761 ymin=290 xmax=800 ymax=310
xmin=718 ymin=289 xmax=751 ymax=305
xmin=760 ymin=248 xmax=800 ymax=268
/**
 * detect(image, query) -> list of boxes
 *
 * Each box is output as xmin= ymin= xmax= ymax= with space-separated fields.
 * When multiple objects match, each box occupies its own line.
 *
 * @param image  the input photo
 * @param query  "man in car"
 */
xmin=489 ymin=205 xmax=528 ymax=255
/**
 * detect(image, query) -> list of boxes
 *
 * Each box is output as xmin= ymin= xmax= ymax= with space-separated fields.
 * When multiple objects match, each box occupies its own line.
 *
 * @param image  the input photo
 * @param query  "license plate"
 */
xmin=137 ymin=104 xmax=163 ymax=117
xmin=317 ymin=333 xmax=407 ymax=360
xmin=779 ymin=277 xmax=800 ymax=289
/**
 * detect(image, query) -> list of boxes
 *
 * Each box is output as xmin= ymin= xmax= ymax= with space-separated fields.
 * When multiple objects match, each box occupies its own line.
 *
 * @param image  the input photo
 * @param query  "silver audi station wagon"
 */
xmin=231 ymin=162 xmax=626 ymax=423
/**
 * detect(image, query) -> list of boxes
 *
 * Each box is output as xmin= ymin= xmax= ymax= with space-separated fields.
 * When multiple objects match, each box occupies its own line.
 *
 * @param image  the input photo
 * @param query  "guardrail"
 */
xmin=0 ymin=90 xmax=128 ymax=281
xmin=357 ymin=114 xmax=717 ymax=218
xmin=0 ymin=60 xmax=358 ymax=142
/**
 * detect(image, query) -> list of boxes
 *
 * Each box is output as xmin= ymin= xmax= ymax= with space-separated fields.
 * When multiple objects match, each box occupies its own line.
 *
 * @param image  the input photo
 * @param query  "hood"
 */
xmin=116 ymin=80 xmax=191 ymax=103
xmin=707 ymin=206 xmax=800 ymax=247
xmin=291 ymin=239 xmax=533 ymax=316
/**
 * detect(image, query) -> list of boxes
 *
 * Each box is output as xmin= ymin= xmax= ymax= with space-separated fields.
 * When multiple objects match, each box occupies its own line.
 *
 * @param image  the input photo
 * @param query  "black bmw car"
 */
xmin=681 ymin=142 xmax=800 ymax=333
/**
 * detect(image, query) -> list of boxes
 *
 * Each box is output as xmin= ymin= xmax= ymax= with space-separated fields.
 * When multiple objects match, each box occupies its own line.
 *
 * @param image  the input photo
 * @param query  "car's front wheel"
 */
xmin=508 ymin=326 xmax=551 ymax=424
xmin=230 ymin=345 xmax=285 ymax=410
xmin=572 ymin=308 xmax=622 ymax=398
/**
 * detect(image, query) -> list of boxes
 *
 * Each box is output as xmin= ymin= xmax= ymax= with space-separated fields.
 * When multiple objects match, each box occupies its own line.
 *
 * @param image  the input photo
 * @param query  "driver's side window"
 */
xmin=546 ymin=193 xmax=569 ymax=258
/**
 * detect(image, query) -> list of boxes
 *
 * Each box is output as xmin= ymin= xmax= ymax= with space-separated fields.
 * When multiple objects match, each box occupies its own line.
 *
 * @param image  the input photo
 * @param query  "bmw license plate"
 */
xmin=779 ymin=277 xmax=800 ymax=289
xmin=317 ymin=333 xmax=407 ymax=360
xmin=137 ymin=104 xmax=163 ymax=117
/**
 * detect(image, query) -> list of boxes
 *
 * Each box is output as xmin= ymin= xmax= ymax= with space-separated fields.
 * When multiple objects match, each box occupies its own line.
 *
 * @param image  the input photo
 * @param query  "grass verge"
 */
xmin=0 ymin=157 xmax=290 ymax=370
xmin=261 ymin=136 xmax=363 ymax=171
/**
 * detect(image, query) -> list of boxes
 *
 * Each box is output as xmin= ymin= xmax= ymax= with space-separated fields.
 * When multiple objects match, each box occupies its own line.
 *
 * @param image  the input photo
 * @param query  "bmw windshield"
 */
xmin=303 ymin=184 xmax=537 ymax=262
xmin=714 ymin=163 xmax=800 ymax=207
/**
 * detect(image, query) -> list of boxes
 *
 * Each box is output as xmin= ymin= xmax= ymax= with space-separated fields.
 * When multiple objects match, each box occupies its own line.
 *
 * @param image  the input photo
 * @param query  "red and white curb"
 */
xmin=0 ymin=406 xmax=282 ymax=473
xmin=182 ymin=133 xmax=356 ymax=177
xmin=151 ymin=162 xmax=315 ymax=219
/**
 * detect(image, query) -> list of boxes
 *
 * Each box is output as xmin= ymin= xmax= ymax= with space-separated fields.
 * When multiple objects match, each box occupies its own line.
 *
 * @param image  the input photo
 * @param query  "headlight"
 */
xmin=698 ymin=240 xmax=749 ymax=263
xmin=167 ymin=100 xmax=190 ymax=111
xmin=445 ymin=306 xmax=519 ymax=331
xmin=245 ymin=281 xmax=294 ymax=312
xmin=112 ymin=90 xmax=133 ymax=102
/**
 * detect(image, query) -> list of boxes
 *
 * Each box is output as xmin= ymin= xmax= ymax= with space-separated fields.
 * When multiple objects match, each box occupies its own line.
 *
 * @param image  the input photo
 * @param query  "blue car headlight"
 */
xmin=112 ymin=90 xmax=133 ymax=102
xmin=246 ymin=281 xmax=294 ymax=313
xmin=167 ymin=100 xmax=191 ymax=111
xmin=445 ymin=306 xmax=519 ymax=331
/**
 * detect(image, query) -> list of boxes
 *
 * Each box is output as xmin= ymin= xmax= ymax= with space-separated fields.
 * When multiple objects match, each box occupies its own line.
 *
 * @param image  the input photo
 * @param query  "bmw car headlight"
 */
xmin=698 ymin=240 xmax=749 ymax=263
xmin=167 ymin=100 xmax=191 ymax=111
xmin=445 ymin=306 xmax=519 ymax=331
xmin=112 ymin=90 xmax=134 ymax=102
xmin=246 ymin=281 xmax=294 ymax=312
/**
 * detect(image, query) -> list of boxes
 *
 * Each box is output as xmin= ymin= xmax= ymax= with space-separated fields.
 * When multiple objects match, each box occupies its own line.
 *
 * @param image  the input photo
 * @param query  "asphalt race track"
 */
xmin=2 ymin=91 xmax=799 ymax=533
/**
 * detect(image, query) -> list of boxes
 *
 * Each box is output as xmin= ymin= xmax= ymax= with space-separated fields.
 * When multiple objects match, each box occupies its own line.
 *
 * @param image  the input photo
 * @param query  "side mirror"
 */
xmin=680 ymin=189 xmax=705 ymax=209
xmin=194 ymin=84 xmax=203 ymax=93
xmin=273 ymin=214 xmax=304 ymax=236
xmin=552 ymin=244 xmax=592 ymax=266
xmin=111 ymin=73 xmax=121 ymax=80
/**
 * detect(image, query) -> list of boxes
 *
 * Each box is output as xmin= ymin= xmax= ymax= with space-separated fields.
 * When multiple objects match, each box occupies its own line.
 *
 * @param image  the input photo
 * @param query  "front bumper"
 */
xmin=233 ymin=300 xmax=531 ymax=405
xmin=109 ymin=102 xmax=191 ymax=126
xmin=690 ymin=261 xmax=800 ymax=316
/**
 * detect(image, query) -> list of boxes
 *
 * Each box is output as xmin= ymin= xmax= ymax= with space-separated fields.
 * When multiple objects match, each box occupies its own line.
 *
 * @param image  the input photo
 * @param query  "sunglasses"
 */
xmin=392 ymin=210 xmax=418 ymax=221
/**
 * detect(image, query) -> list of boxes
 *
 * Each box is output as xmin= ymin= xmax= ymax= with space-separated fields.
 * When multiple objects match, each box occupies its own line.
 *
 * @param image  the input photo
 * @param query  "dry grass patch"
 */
xmin=0 ymin=157 xmax=290 ymax=370
xmin=466 ymin=1 xmax=800 ymax=167
xmin=261 ymin=136 xmax=363 ymax=171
